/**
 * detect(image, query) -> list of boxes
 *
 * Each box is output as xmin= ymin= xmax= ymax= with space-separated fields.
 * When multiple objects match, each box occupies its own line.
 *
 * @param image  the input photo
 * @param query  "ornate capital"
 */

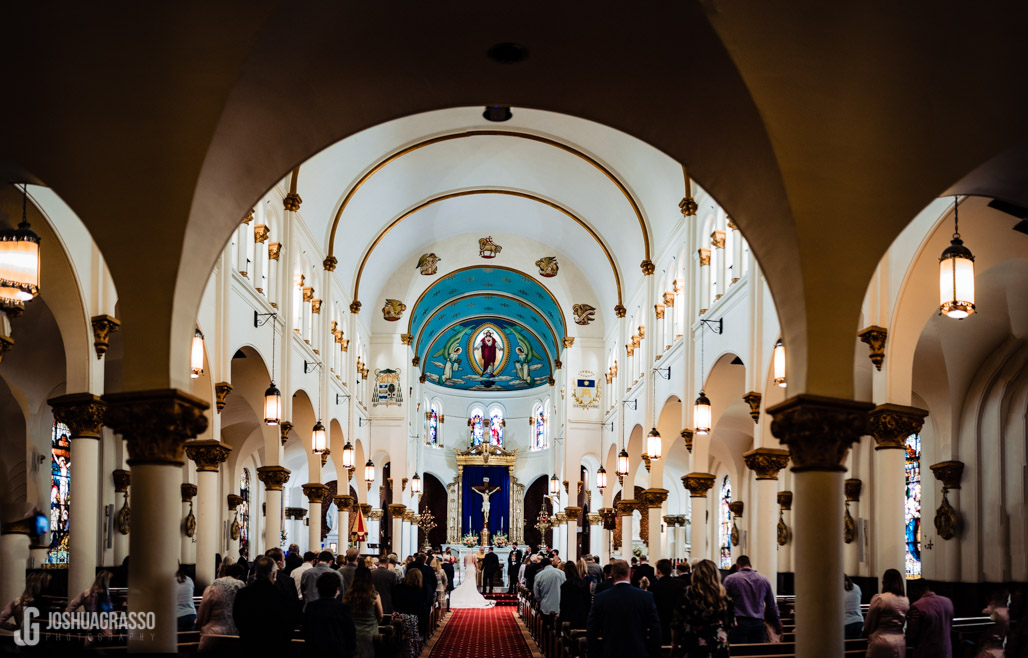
xmin=349 ymin=300 xmax=362 ymax=314
xmin=563 ymin=506 xmax=582 ymax=521
xmin=844 ymin=478 xmax=862 ymax=502
xmin=387 ymin=503 xmax=407 ymax=516
xmin=777 ymin=490 xmax=793 ymax=510
xmin=682 ymin=472 xmax=716 ymax=497
xmin=214 ymin=382 xmax=233 ymax=413
xmin=697 ymin=248 xmax=711 ymax=266
xmin=710 ymin=230 xmax=726 ymax=249
xmin=285 ymin=507 xmax=307 ymax=520
xmin=654 ymin=303 xmax=665 ymax=319
xmin=681 ymin=429 xmax=694 ymax=453
xmin=227 ymin=494 xmax=243 ymax=510
xmin=641 ymin=488 xmax=669 ymax=508
xmin=302 ymin=483 xmax=329 ymax=504
xmin=598 ymin=507 xmax=618 ymax=530
xmin=242 ymin=209 xmax=254 ymax=224
xmin=49 ymin=393 xmax=106 ymax=438
xmin=113 ymin=469 xmax=131 ymax=493
xmin=586 ymin=513 xmax=602 ymax=525
xmin=867 ymin=403 xmax=928 ymax=450
xmin=302 ymin=286 xmax=314 ymax=303
xmin=358 ymin=503 xmax=371 ymax=515
xmin=104 ymin=389 xmax=208 ymax=466
xmin=397 ymin=333 xmax=413 ymax=346
xmin=662 ymin=291 xmax=675 ymax=307
xmin=662 ymin=515 xmax=678 ymax=526
xmin=279 ymin=421 xmax=293 ymax=446
xmin=640 ymin=259 xmax=655 ymax=275
xmin=256 ymin=465 xmax=291 ymax=491
xmin=743 ymin=448 xmax=790 ymax=480
xmin=553 ymin=512 xmax=568 ymax=525
xmin=563 ymin=336 xmax=575 ymax=349
xmin=311 ymin=299 xmax=322 ymax=314
xmin=742 ymin=391 xmax=762 ymax=424
xmin=616 ymin=499 xmax=639 ymax=516
xmin=323 ymin=255 xmax=337 ymax=271
xmin=334 ymin=495 xmax=354 ymax=511
xmin=728 ymin=500 xmax=744 ymax=518
xmin=368 ymin=509 xmax=384 ymax=521
xmin=402 ymin=510 xmax=415 ymax=522
xmin=268 ymin=242 xmax=281 ymax=260
xmin=930 ymin=460 xmax=964 ymax=491
xmin=181 ymin=483 xmax=197 ymax=501
xmin=90 ymin=314 xmax=121 ymax=359
xmin=768 ymin=395 xmax=873 ymax=472
xmin=614 ymin=304 xmax=626 ymax=318
xmin=857 ymin=325 xmax=887 ymax=371
xmin=254 ymin=224 xmax=270 ymax=243
xmin=283 ymin=192 xmax=302 ymax=212
xmin=184 ymin=440 xmax=232 ymax=472
xmin=679 ymin=195 xmax=698 ymax=217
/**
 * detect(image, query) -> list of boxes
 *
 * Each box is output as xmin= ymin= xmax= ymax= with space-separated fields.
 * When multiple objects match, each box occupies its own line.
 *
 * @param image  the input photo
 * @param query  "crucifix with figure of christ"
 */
xmin=472 ymin=477 xmax=500 ymax=546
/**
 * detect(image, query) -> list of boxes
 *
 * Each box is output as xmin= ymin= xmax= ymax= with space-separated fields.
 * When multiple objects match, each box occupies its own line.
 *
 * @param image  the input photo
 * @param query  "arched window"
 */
xmin=47 ymin=421 xmax=72 ymax=565
xmin=719 ymin=476 xmax=732 ymax=569
xmin=905 ymin=434 xmax=922 ymax=578
xmin=489 ymin=407 xmax=504 ymax=446
xmin=240 ymin=468 xmax=251 ymax=559
xmin=533 ymin=404 xmax=547 ymax=450
xmin=428 ymin=403 xmax=440 ymax=446
xmin=469 ymin=407 xmax=484 ymax=446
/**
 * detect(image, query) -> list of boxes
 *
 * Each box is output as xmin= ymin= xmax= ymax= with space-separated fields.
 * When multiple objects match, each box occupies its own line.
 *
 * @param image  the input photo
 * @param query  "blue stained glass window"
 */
xmin=46 ymin=421 xmax=72 ymax=565
xmin=720 ymin=476 xmax=732 ymax=569
xmin=240 ymin=469 xmax=251 ymax=559
xmin=428 ymin=405 xmax=439 ymax=445
xmin=905 ymin=434 xmax=922 ymax=578
xmin=490 ymin=408 xmax=504 ymax=446
xmin=534 ymin=407 xmax=546 ymax=450
xmin=470 ymin=409 xmax=484 ymax=446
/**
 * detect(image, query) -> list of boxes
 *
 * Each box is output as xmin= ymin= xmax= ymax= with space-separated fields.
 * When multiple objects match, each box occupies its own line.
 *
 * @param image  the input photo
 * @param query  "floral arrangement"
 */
xmin=462 ymin=533 xmax=479 ymax=548
xmin=632 ymin=545 xmax=643 ymax=559
xmin=281 ymin=529 xmax=288 ymax=546
xmin=493 ymin=532 xmax=509 ymax=547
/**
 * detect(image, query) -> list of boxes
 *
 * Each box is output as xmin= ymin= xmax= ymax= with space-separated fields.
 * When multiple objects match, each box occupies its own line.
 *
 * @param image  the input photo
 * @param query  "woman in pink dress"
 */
xmin=863 ymin=569 xmax=910 ymax=658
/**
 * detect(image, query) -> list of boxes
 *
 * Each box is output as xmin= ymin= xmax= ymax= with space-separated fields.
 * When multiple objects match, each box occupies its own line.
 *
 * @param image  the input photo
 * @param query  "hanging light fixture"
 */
xmin=596 ymin=465 xmax=607 ymax=492
xmin=342 ymin=440 xmax=355 ymax=470
xmin=772 ymin=338 xmax=786 ymax=388
xmin=549 ymin=473 xmax=560 ymax=496
xmin=311 ymin=421 xmax=327 ymax=455
xmin=364 ymin=459 xmax=376 ymax=485
xmin=616 ymin=447 xmax=630 ymax=478
xmin=645 ymin=427 xmax=662 ymax=460
xmin=694 ymin=320 xmax=712 ymax=435
xmin=0 ymin=184 xmax=41 ymax=308
xmin=411 ymin=473 xmax=421 ymax=495
xmin=259 ymin=314 xmax=281 ymax=425
xmin=190 ymin=328 xmax=205 ymax=378
xmin=939 ymin=196 xmax=975 ymax=319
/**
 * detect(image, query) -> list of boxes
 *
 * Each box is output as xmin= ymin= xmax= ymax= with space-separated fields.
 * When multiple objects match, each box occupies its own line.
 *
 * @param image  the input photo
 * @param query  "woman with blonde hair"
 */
xmin=671 ymin=559 xmax=735 ymax=658
xmin=431 ymin=558 xmax=448 ymax=607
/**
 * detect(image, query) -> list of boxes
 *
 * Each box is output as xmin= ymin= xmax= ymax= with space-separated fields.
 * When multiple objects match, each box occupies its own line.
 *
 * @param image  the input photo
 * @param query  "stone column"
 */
xmin=112 ymin=469 xmax=131 ymax=566
xmin=285 ymin=508 xmax=306 ymax=549
xmin=369 ymin=509 xmax=383 ymax=551
xmin=697 ymin=249 xmax=711 ymax=314
xmin=868 ymin=404 xmax=927 ymax=578
xmin=711 ymin=230 xmax=726 ymax=300
xmin=181 ymin=483 xmax=197 ymax=566
xmin=185 ymin=440 xmax=232 ymax=588
xmin=743 ymin=448 xmax=790 ymax=589
xmin=777 ymin=492 xmax=793 ymax=574
xmin=104 ymin=389 xmax=208 ymax=653
xmin=29 ymin=543 xmax=48 ymax=570
xmin=675 ymin=517 xmax=689 ymax=560
xmin=642 ymin=489 xmax=669 ymax=561
xmin=682 ymin=473 xmax=716 ymax=560
xmin=49 ymin=393 xmax=106 ymax=599
xmin=226 ymin=494 xmax=243 ymax=561
xmin=403 ymin=510 xmax=416 ymax=558
xmin=303 ymin=483 xmax=328 ymax=553
xmin=257 ymin=466 xmax=291 ymax=554
xmin=598 ymin=508 xmax=616 ymax=561
xmin=768 ymin=395 xmax=873 ymax=658
xmin=663 ymin=516 xmax=678 ymax=559
xmin=0 ymin=520 xmax=31 ymax=609
xmin=564 ymin=508 xmax=582 ymax=561
xmin=844 ymin=479 xmax=862 ymax=575
xmin=335 ymin=495 xmax=353 ymax=552
xmin=388 ymin=504 xmax=406 ymax=556
xmin=587 ymin=513 xmax=602 ymax=558
xmin=616 ymin=500 xmax=637 ymax=561
xmin=728 ymin=219 xmax=743 ymax=283
xmin=407 ymin=512 xmax=419 ymax=558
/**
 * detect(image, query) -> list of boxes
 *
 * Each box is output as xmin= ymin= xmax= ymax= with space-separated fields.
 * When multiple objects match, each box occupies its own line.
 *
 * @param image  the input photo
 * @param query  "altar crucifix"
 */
xmin=472 ymin=477 xmax=501 ymax=546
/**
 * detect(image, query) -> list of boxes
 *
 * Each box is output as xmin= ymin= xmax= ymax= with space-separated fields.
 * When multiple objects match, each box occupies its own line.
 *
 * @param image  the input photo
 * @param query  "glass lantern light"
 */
xmin=0 ymin=185 xmax=41 ymax=308
xmin=364 ymin=459 xmax=376 ymax=485
xmin=616 ymin=448 xmax=630 ymax=478
xmin=595 ymin=465 xmax=607 ymax=491
xmin=190 ymin=328 xmax=204 ymax=378
xmin=311 ymin=420 xmax=327 ymax=455
xmin=411 ymin=473 xmax=421 ymax=495
xmin=263 ymin=382 xmax=282 ymax=425
xmin=773 ymin=338 xmax=787 ymax=388
xmin=645 ymin=427 xmax=662 ymax=460
xmin=939 ymin=197 xmax=975 ymax=319
xmin=694 ymin=390 xmax=712 ymax=435
xmin=549 ymin=473 xmax=560 ymax=496
xmin=342 ymin=440 xmax=355 ymax=469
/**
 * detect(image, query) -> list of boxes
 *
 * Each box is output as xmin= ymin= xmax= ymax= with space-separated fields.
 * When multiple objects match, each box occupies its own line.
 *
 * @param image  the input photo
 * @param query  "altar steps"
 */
xmin=484 ymin=593 xmax=519 ymax=607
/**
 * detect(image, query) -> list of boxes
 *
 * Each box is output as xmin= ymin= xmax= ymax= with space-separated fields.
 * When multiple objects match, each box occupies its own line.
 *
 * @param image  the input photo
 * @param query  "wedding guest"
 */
xmin=906 ymin=579 xmax=954 ymax=658
xmin=195 ymin=561 xmax=246 ymax=652
xmin=670 ymin=559 xmax=735 ymax=658
xmin=559 ymin=561 xmax=591 ymax=630
xmin=344 ymin=566 xmax=382 ymax=658
xmin=844 ymin=574 xmax=864 ymax=640
xmin=863 ymin=568 xmax=909 ymax=658
xmin=650 ymin=559 xmax=686 ymax=645
xmin=431 ymin=558 xmax=448 ymax=607
xmin=394 ymin=568 xmax=428 ymax=646
xmin=233 ymin=556 xmax=299 ymax=655
xmin=534 ymin=555 xmax=566 ymax=615
xmin=588 ymin=560 xmax=660 ymax=658
xmin=302 ymin=572 xmax=356 ymax=658
xmin=722 ymin=555 xmax=780 ymax=644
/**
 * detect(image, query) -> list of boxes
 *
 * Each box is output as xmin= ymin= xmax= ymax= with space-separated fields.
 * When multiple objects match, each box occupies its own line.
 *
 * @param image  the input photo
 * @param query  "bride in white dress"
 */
xmin=448 ymin=552 xmax=496 ymax=609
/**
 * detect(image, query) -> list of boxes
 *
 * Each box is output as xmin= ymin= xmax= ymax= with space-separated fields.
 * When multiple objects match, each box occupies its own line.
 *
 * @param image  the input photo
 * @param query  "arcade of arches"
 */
xmin=3 ymin=5 xmax=1028 ymax=656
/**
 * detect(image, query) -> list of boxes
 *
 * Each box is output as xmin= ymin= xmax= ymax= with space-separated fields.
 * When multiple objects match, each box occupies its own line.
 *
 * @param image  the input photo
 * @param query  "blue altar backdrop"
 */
xmin=462 ymin=466 xmax=510 ymax=539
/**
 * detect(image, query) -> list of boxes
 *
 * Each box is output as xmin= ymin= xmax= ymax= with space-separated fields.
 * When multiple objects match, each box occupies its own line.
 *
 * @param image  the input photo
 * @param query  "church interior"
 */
xmin=2 ymin=3 xmax=1028 ymax=655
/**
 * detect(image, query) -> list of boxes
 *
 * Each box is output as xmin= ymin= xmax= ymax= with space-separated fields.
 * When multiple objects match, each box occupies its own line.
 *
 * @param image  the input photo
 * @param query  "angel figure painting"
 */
xmin=428 ymin=324 xmax=473 ymax=386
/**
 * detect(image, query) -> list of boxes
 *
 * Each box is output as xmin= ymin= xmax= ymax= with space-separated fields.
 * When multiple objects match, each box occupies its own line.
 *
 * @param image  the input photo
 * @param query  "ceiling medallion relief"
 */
xmin=536 ymin=256 xmax=558 ymax=277
xmin=573 ymin=304 xmax=596 ymax=325
xmin=478 ymin=236 xmax=503 ymax=259
xmin=417 ymin=253 xmax=441 ymax=275
xmin=382 ymin=299 xmax=406 ymax=322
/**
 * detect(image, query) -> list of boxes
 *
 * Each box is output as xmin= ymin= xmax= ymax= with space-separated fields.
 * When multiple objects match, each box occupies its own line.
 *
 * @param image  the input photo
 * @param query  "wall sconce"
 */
xmin=624 ymin=399 xmax=638 ymax=410
xmin=654 ymin=365 xmax=671 ymax=380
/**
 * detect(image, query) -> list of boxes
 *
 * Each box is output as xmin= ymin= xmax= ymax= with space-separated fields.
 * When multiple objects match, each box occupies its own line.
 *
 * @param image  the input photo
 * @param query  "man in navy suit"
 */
xmin=586 ymin=560 xmax=661 ymax=658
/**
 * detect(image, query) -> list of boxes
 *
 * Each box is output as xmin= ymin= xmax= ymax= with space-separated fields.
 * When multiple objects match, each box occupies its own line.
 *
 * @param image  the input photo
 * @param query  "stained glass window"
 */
xmin=240 ymin=469 xmax=251 ymax=559
xmin=428 ymin=404 xmax=439 ymax=445
xmin=534 ymin=405 xmax=546 ymax=450
xmin=46 ymin=421 xmax=72 ymax=565
xmin=470 ymin=408 xmax=484 ymax=446
xmin=490 ymin=408 xmax=504 ymax=446
xmin=905 ymin=433 xmax=922 ymax=578
xmin=719 ymin=476 xmax=732 ymax=569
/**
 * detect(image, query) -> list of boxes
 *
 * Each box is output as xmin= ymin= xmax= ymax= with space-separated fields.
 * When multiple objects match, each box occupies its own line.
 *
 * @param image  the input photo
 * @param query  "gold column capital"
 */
xmin=742 ymin=447 xmax=790 ymax=480
xmin=184 ymin=440 xmax=232 ymax=472
xmin=682 ymin=472 xmax=716 ymax=497
xmin=697 ymin=248 xmax=711 ymax=266
xmin=640 ymin=259 xmax=655 ymax=275
xmin=283 ymin=192 xmax=302 ymax=212
xmin=104 ymin=389 xmax=208 ymax=466
xmin=334 ymin=495 xmax=354 ymax=511
xmin=615 ymin=499 xmax=639 ymax=516
xmin=563 ymin=506 xmax=582 ymax=521
xmin=279 ymin=421 xmax=293 ymax=446
xmin=302 ymin=483 xmax=329 ymax=504
xmin=113 ymin=469 xmax=131 ymax=493
xmin=768 ymin=395 xmax=874 ymax=472
xmin=227 ymin=494 xmax=244 ymax=510
xmin=857 ymin=325 xmax=888 ymax=371
xmin=641 ymin=488 xmax=669 ymax=508
xmin=214 ymin=382 xmax=233 ymax=413
xmin=323 ymin=256 xmax=337 ymax=271
xmin=742 ymin=391 xmax=762 ymax=424
xmin=867 ymin=403 xmax=928 ymax=450
xmin=387 ymin=503 xmax=407 ymax=516
xmin=777 ymin=490 xmax=793 ymax=510
xmin=90 ymin=314 xmax=121 ymax=359
xmin=614 ymin=304 xmax=626 ymax=318
xmin=181 ymin=483 xmax=198 ymax=501
xmin=728 ymin=500 xmax=744 ymax=518
xmin=256 ymin=465 xmax=291 ymax=491
xmin=844 ymin=478 xmax=862 ymax=502
xmin=49 ymin=392 xmax=106 ymax=438
xmin=585 ymin=513 xmax=602 ymax=525
xmin=268 ymin=242 xmax=282 ymax=260
xmin=930 ymin=461 xmax=964 ymax=491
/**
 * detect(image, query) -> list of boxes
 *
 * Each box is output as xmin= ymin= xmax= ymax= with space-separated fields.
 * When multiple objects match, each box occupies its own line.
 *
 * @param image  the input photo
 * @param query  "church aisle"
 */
xmin=424 ymin=607 xmax=541 ymax=658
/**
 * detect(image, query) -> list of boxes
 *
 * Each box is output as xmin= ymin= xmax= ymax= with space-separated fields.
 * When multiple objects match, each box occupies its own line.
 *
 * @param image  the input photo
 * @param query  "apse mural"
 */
xmin=424 ymin=318 xmax=549 ymax=390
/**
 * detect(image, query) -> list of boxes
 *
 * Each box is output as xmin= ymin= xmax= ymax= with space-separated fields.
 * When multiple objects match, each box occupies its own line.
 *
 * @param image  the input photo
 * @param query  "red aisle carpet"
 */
xmin=428 ymin=607 xmax=535 ymax=658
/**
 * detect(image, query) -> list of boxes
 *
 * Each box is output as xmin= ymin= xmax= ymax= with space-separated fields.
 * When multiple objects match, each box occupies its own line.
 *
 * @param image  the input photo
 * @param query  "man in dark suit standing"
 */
xmin=631 ymin=554 xmax=655 ymax=588
xmin=649 ymin=559 xmax=686 ymax=645
xmin=234 ymin=556 xmax=300 ymax=655
xmin=587 ymin=560 xmax=660 ymax=658
xmin=507 ymin=544 xmax=523 ymax=594
xmin=415 ymin=554 xmax=437 ymax=608
xmin=482 ymin=547 xmax=500 ymax=594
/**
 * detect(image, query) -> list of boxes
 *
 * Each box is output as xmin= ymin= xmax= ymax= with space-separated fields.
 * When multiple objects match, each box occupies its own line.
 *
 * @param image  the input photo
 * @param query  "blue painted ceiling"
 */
xmin=412 ymin=267 xmax=564 ymax=391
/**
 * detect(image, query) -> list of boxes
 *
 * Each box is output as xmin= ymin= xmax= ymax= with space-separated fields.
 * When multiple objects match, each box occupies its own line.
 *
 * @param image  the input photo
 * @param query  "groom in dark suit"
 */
xmin=587 ymin=560 xmax=661 ymax=658
xmin=507 ymin=544 xmax=523 ymax=593
xmin=482 ymin=547 xmax=500 ymax=594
